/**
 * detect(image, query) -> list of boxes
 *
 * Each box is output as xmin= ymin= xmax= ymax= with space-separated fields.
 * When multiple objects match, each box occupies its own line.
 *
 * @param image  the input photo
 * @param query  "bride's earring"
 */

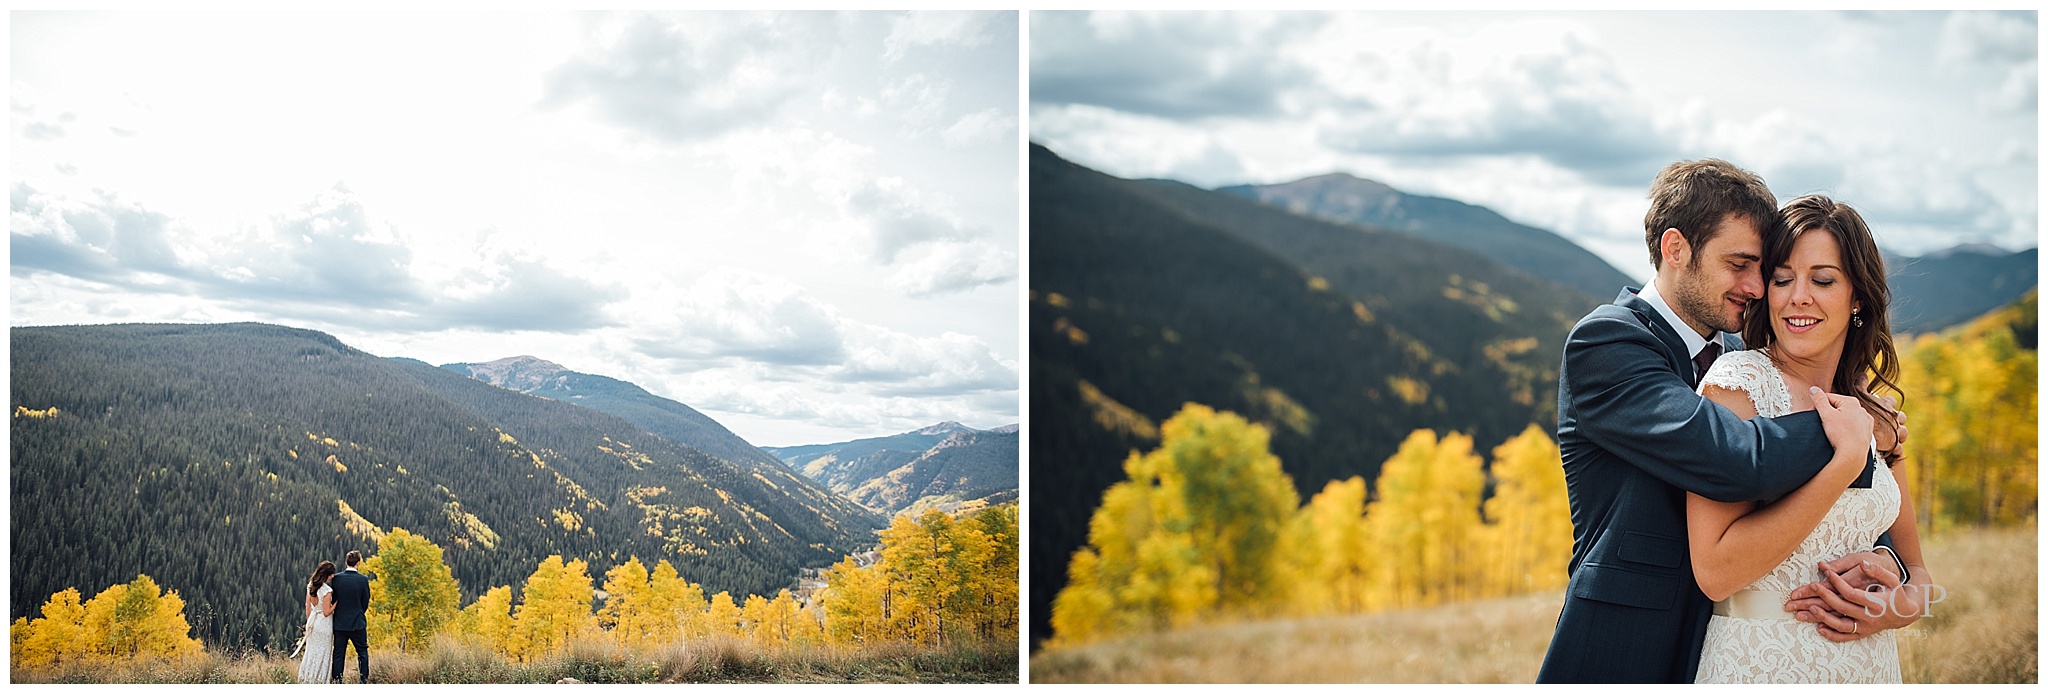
xmin=1852 ymin=308 xmax=1863 ymax=329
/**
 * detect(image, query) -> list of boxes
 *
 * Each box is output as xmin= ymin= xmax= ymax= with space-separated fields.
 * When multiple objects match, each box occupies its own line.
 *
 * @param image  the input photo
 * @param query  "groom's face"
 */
xmin=1672 ymin=213 xmax=1765 ymax=335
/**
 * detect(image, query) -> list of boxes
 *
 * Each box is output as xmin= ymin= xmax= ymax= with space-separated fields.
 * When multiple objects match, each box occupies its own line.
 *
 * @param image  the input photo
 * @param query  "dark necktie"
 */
xmin=1693 ymin=342 xmax=1722 ymax=381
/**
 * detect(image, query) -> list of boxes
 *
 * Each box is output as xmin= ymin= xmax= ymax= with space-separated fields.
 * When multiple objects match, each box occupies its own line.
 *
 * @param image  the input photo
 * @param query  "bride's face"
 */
xmin=1767 ymin=230 xmax=1857 ymax=362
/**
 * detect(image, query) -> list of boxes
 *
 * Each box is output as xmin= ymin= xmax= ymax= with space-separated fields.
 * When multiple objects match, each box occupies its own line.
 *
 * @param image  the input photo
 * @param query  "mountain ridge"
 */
xmin=1218 ymin=172 xmax=1636 ymax=299
xmin=765 ymin=422 xmax=1020 ymax=516
xmin=441 ymin=356 xmax=797 ymax=479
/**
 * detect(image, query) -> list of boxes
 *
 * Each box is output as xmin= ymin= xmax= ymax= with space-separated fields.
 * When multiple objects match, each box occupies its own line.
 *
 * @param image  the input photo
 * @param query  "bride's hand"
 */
xmin=1811 ymin=388 xmax=1873 ymax=463
xmin=1785 ymin=555 xmax=1919 ymax=641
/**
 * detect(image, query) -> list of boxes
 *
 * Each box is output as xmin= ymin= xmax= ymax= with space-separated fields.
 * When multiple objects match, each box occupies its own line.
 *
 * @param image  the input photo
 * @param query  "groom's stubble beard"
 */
xmin=1672 ymin=257 xmax=1744 ymax=336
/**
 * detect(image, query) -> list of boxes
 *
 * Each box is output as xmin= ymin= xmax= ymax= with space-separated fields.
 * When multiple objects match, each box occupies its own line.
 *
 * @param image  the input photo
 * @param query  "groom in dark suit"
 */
xmin=329 ymin=549 xmax=372 ymax=683
xmin=1535 ymin=159 xmax=1888 ymax=683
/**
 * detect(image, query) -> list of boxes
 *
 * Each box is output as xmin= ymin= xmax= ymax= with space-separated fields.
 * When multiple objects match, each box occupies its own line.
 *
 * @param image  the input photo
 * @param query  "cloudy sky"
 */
xmin=11 ymin=11 xmax=1020 ymax=447
xmin=1031 ymin=10 xmax=2037 ymax=281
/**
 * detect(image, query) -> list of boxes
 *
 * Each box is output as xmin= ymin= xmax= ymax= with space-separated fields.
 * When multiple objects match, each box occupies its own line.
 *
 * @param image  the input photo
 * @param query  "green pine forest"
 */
xmin=10 ymin=322 xmax=885 ymax=652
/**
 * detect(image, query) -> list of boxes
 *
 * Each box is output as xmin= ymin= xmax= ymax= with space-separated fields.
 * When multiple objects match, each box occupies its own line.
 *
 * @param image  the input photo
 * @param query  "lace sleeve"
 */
xmin=1698 ymin=349 xmax=1789 ymax=416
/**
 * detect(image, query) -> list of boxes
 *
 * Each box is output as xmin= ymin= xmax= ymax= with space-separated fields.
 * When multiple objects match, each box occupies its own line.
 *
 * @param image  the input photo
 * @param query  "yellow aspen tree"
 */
xmin=704 ymin=591 xmax=743 ymax=638
xmin=819 ymin=556 xmax=888 ymax=646
xmin=10 ymin=617 xmax=32 ymax=667
xmin=1286 ymin=477 xmax=1371 ymax=614
xmin=645 ymin=561 xmax=706 ymax=642
xmin=1362 ymin=430 xmax=1486 ymax=608
xmin=1146 ymin=405 xmax=1299 ymax=616
xmin=79 ymin=575 xmax=202 ymax=662
xmin=14 ymin=587 xmax=88 ymax=667
xmin=362 ymin=528 xmax=461 ymax=653
xmin=1048 ymin=547 xmax=1115 ymax=646
xmin=943 ymin=517 xmax=997 ymax=641
xmin=965 ymin=505 xmax=1020 ymax=640
xmin=599 ymin=557 xmax=655 ymax=649
xmin=1482 ymin=425 xmax=1572 ymax=596
xmin=777 ymin=592 xmax=823 ymax=648
xmin=457 ymin=585 xmax=516 ymax=656
xmin=881 ymin=511 xmax=959 ymax=646
xmin=513 ymin=556 xmax=596 ymax=660
xmin=739 ymin=593 xmax=774 ymax=646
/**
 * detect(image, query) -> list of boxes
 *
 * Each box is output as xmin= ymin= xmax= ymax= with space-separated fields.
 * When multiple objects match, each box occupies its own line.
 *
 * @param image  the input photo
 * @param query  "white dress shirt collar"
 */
xmin=1637 ymin=280 xmax=1719 ymax=359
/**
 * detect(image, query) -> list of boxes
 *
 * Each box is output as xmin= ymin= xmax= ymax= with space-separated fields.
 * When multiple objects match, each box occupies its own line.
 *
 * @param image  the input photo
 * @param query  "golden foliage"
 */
xmin=1051 ymin=405 xmax=1299 ymax=646
xmin=11 ymin=576 xmax=203 ymax=668
xmin=337 ymin=499 xmax=387 ymax=543
xmin=362 ymin=529 xmax=462 ymax=653
xmin=1896 ymin=298 xmax=2037 ymax=532
xmin=13 ymin=405 xmax=59 ymax=419
xmin=1051 ymin=405 xmax=1574 ymax=647
xmin=1385 ymin=376 xmax=1429 ymax=405
xmin=1078 ymin=379 xmax=1158 ymax=440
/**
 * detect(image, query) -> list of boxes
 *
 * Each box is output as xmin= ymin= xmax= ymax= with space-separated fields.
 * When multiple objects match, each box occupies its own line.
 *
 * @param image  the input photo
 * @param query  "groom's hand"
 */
xmin=1784 ymin=555 xmax=1911 ymax=641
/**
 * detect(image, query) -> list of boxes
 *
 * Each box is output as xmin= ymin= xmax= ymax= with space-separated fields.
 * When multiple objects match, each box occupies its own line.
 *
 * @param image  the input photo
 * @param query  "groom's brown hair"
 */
xmin=345 ymin=550 xmax=362 ymax=567
xmin=1643 ymin=158 xmax=1779 ymax=270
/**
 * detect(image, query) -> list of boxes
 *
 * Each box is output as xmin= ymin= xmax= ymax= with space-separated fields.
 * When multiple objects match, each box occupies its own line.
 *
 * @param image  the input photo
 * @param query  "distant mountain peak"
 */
xmin=913 ymin=421 xmax=973 ymax=436
xmin=1926 ymin=242 xmax=2015 ymax=259
xmin=989 ymin=423 xmax=1019 ymax=434
xmin=453 ymin=355 xmax=568 ymax=392
xmin=477 ymin=355 xmax=566 ymax=372
xmin=1284 ymin=172 xmax=1398 ymax=196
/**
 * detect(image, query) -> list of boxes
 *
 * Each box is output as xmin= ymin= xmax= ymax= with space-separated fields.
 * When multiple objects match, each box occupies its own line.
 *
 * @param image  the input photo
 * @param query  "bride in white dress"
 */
xmin=298 ymin=561 xmax=338 ymax=684
xmin=1686 ymin=196 xmax=1929 ymax=683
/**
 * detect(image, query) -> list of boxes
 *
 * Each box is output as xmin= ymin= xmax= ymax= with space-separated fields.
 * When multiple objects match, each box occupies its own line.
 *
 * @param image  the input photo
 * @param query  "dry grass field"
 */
xmin=1031 ymin=523 xmax=2036 ymax=683
xmin=13 ymin=635 xmax=1019 ymax=684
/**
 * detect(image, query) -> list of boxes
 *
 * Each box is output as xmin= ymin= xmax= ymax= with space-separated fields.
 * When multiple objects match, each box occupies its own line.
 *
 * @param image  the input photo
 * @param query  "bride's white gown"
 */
xmin=297 ymin=583 xmax=334 ymax=684
xmin=1693 ymin=349 xmax=1902 ymax=683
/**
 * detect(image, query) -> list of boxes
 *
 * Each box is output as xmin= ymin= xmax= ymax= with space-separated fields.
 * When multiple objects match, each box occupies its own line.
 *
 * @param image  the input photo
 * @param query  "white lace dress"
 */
xmin=297 ymin=583 xmax=335 ymax=684
xmin=1693 ymin=349 xmax=1902 ymax=683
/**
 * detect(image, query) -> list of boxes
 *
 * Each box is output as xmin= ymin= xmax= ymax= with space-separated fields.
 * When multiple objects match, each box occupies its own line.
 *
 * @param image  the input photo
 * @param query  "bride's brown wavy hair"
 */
xmin=1740 ymin=194 xmax=1902 ymax=465
xmin=309 ymin=561 xmax=337 ymax=598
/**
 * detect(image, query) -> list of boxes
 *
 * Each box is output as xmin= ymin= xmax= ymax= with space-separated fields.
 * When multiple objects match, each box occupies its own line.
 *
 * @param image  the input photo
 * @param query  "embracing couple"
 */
xmin=296 ymin=550 xmax=373 ymax=684
xmin=1538 ymin=159 xmax=1933 ymax=683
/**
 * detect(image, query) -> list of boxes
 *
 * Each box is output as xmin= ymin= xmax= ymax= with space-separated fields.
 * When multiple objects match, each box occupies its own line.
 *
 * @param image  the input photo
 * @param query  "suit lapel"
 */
xmin=1614 ymin=288 xmax=1699 ymax=387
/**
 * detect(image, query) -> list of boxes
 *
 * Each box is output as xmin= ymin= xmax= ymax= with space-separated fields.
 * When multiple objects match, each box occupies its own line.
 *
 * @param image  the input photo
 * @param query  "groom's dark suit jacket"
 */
xmin=329 ymin=568 xmax=372 ymax=633
xmin=1535 ymin=288 xmax=1855 ymax=683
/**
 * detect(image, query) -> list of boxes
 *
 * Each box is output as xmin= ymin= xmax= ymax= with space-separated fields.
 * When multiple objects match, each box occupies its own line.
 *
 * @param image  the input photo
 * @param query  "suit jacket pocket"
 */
xmin=1617 ymin=531 xmax=1684 ymax=568
xmin=1572 ymin=564 xmax=1676 ymax=611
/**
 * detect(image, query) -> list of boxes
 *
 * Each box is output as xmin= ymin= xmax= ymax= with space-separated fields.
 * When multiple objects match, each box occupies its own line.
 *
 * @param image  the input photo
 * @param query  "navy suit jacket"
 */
xmin=328 ymin=568 xmax=372 ymax=633
xmin=1535 ymin=288 xmax=1852 ymax=683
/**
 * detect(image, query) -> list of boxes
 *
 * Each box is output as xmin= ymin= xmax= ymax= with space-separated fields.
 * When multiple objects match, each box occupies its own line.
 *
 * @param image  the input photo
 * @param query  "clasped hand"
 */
xmin=1783 ymin=553 xmax=1921 ymax=641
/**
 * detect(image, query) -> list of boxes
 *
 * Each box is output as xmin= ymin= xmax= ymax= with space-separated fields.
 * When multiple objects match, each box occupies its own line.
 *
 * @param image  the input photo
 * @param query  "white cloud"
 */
xmin=543 ymin=13 xmax=829 ymax=143
xmin=883 ymin=11 xmax=997 ymax=62
xmin=844 ymin=178 xmax=975 ymax=264
xmin=1935 ymin=11 xmax=2039 ymax=115
xmin=1032 ymin=10 xmax=2036 ymax=273
xmin=941 ymin=107 xmax=1015 ymax=147
xmin=13 ymin=11 xmax=1018 ymax=446
xmin=887 ymin=240 xmax=1017 ymax=297
xmin=634 ymin=269 xmax=847 ymax=366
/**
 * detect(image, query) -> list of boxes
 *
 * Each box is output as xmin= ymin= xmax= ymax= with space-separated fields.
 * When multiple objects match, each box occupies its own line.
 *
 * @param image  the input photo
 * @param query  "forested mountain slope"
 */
xmin=443 ymin=356 xmax=793 ymax=474
xmin=1028 ymin=143 xmax=1596 ymax=644
xmin=768 ymin=423 xmax=1019 ymax=516
xmin=1220 ymin=173 xmax=1635 ymax=299
xmin=10 ymin=323 xmax=882 ymax=650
